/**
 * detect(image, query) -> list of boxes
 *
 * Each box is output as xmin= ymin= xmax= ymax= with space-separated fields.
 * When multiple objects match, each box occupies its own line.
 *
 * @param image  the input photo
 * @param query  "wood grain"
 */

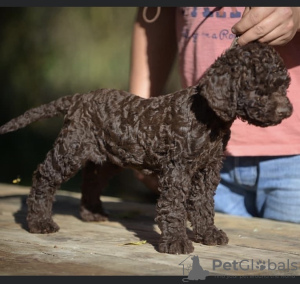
xmin=0 ymin=183 xmax=299 ymax=276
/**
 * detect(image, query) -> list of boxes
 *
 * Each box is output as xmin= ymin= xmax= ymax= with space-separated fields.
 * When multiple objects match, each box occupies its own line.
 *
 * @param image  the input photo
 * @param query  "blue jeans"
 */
xmin=214 ymin=155 xmax=300 ymax=223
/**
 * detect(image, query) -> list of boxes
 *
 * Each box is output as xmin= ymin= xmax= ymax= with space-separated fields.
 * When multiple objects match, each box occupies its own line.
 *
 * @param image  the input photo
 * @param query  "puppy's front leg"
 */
xmin=155 ymin=168 xmax=194 ymax=254
xmin=187 ymin=167 xmax=228 ymax=246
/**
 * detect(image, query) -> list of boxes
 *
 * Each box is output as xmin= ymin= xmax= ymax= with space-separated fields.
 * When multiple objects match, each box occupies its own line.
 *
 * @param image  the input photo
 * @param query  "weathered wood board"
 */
xmin=0 ymin=183 xmax=299 ymax=276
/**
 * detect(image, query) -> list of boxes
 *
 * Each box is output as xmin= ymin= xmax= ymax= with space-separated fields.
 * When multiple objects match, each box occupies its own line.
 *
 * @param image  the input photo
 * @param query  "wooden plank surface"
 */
xmin=0 ymin=183 xmax=299 ymax=276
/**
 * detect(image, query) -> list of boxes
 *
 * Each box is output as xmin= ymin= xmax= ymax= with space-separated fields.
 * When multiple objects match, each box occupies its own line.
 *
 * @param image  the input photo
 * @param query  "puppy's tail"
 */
xmin=0 ymin=95 xmax=75 ymax=135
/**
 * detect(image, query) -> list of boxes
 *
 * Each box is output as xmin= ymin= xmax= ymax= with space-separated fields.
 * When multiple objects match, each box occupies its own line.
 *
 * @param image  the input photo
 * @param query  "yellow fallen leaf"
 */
xmin=120 ymin=240 xmax=147 ymax=246
xmin=12 ymin=177 xmax=21 ymax=184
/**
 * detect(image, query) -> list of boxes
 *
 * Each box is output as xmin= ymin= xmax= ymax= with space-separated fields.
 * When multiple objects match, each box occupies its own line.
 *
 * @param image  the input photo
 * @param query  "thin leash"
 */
xmin=230 ymin=35 xmax=240 ymax=49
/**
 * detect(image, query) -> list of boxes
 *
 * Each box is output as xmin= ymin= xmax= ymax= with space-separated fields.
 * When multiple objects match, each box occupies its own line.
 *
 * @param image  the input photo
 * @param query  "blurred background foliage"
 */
xmin=0 ymin=7 xmax=180 ymax=202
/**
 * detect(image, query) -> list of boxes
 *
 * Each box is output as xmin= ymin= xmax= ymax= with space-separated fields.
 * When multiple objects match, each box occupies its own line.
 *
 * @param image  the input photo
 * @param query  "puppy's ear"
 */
xmin=198 ymin=70 xmax=238 ymax=122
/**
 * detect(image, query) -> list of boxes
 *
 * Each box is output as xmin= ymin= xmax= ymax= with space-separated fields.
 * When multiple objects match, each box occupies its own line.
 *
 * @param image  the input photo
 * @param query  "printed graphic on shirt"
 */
xmin=203 ymin=7 xmax=241 ymax=18
xmin=180 ymin=7 xmax=242 ymax=43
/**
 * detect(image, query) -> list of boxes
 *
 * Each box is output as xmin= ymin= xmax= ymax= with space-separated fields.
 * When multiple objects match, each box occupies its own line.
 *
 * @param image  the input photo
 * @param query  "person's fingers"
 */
xmin=238 ymin=10 xmax=293 ymax=45
xmin=241 ymin=7 xmax=250 ymax=17
xmin=233 ymin=7 xmax=300 ymax=46
xmin=261 ymin=33 xmax=293 ymax=46
xmin=237 ymin=13 xmax=281 ymax=45
xmin=232 ymin=7 xmax=275 ymax=35
xmin=259 ymin=26 xmax=294 ymax=45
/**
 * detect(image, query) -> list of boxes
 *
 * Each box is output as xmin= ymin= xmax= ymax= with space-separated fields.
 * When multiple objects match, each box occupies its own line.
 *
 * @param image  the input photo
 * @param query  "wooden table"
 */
xmin=0 ymin=183 xmax=299 ymax=276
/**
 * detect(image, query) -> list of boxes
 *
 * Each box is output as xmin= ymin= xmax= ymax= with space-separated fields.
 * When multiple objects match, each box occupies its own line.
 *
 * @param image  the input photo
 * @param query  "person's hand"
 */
xmin=232 ymin=7 xmax=300 ymax=46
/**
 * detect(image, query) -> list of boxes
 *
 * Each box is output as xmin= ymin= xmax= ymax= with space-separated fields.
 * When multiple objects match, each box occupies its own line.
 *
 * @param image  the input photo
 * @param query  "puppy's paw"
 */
xmin=158 ymin=238 xmax=194 ymax=254
xmin=27 ymin=218 xmax=60 ymax=234
xmin=80 ymin=205 xmax=109 ymax=222
xmin=198 ymin=226 xmax=228 ymax=246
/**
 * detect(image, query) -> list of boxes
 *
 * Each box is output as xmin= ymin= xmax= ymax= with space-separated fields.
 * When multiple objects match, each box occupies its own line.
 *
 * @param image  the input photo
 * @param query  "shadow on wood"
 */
xmin=4 ymin=192 xmax=162 ymax=251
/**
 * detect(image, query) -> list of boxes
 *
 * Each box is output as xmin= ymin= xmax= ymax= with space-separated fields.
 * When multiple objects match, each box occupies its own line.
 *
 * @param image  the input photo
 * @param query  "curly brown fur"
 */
xmin=0 ymin=42 xmax=292 ymax=254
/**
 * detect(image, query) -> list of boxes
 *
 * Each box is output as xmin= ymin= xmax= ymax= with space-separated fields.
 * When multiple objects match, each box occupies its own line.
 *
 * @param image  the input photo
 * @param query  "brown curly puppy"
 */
xmin=0 ymin=42 xmax=292 ymax=254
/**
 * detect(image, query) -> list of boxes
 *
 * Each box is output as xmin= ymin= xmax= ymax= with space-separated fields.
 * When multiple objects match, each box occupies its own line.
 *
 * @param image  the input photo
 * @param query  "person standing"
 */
xmin=129 ymin=7 xmax=300 ymax=223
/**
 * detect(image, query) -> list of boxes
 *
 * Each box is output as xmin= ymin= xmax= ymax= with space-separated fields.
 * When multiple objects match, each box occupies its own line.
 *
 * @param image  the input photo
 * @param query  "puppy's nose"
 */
xmin=277 ymin=101 xmax=293 ymax=118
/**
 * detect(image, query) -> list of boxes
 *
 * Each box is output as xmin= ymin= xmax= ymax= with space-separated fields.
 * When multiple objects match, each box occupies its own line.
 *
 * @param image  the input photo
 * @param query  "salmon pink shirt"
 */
xmin=176 ymin=7 xmax=300 ymax=156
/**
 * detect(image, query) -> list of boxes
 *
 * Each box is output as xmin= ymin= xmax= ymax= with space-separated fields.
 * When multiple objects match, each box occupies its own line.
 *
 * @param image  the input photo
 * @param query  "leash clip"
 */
xmin=230 ymin=36 xmax=240 ymax=49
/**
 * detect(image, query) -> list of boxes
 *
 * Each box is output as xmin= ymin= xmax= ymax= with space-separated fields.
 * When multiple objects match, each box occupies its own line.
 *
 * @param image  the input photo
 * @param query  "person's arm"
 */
xmin=129 ymin=7 xmax=177 ymax=98
xmin=232 ymin=7 xmax=300 ymax=46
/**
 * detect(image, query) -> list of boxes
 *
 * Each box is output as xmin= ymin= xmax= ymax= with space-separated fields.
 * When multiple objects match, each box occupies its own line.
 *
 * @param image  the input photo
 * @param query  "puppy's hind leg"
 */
xmin=80 ymin=161 xmax=122 ymax=222
xmin=26 ymin=131 xmax=87 ymax=234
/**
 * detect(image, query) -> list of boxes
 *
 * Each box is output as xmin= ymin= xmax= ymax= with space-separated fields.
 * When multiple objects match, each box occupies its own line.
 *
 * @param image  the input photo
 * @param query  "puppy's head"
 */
xmin=198 ymin=41 xmax=293 ymax=126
